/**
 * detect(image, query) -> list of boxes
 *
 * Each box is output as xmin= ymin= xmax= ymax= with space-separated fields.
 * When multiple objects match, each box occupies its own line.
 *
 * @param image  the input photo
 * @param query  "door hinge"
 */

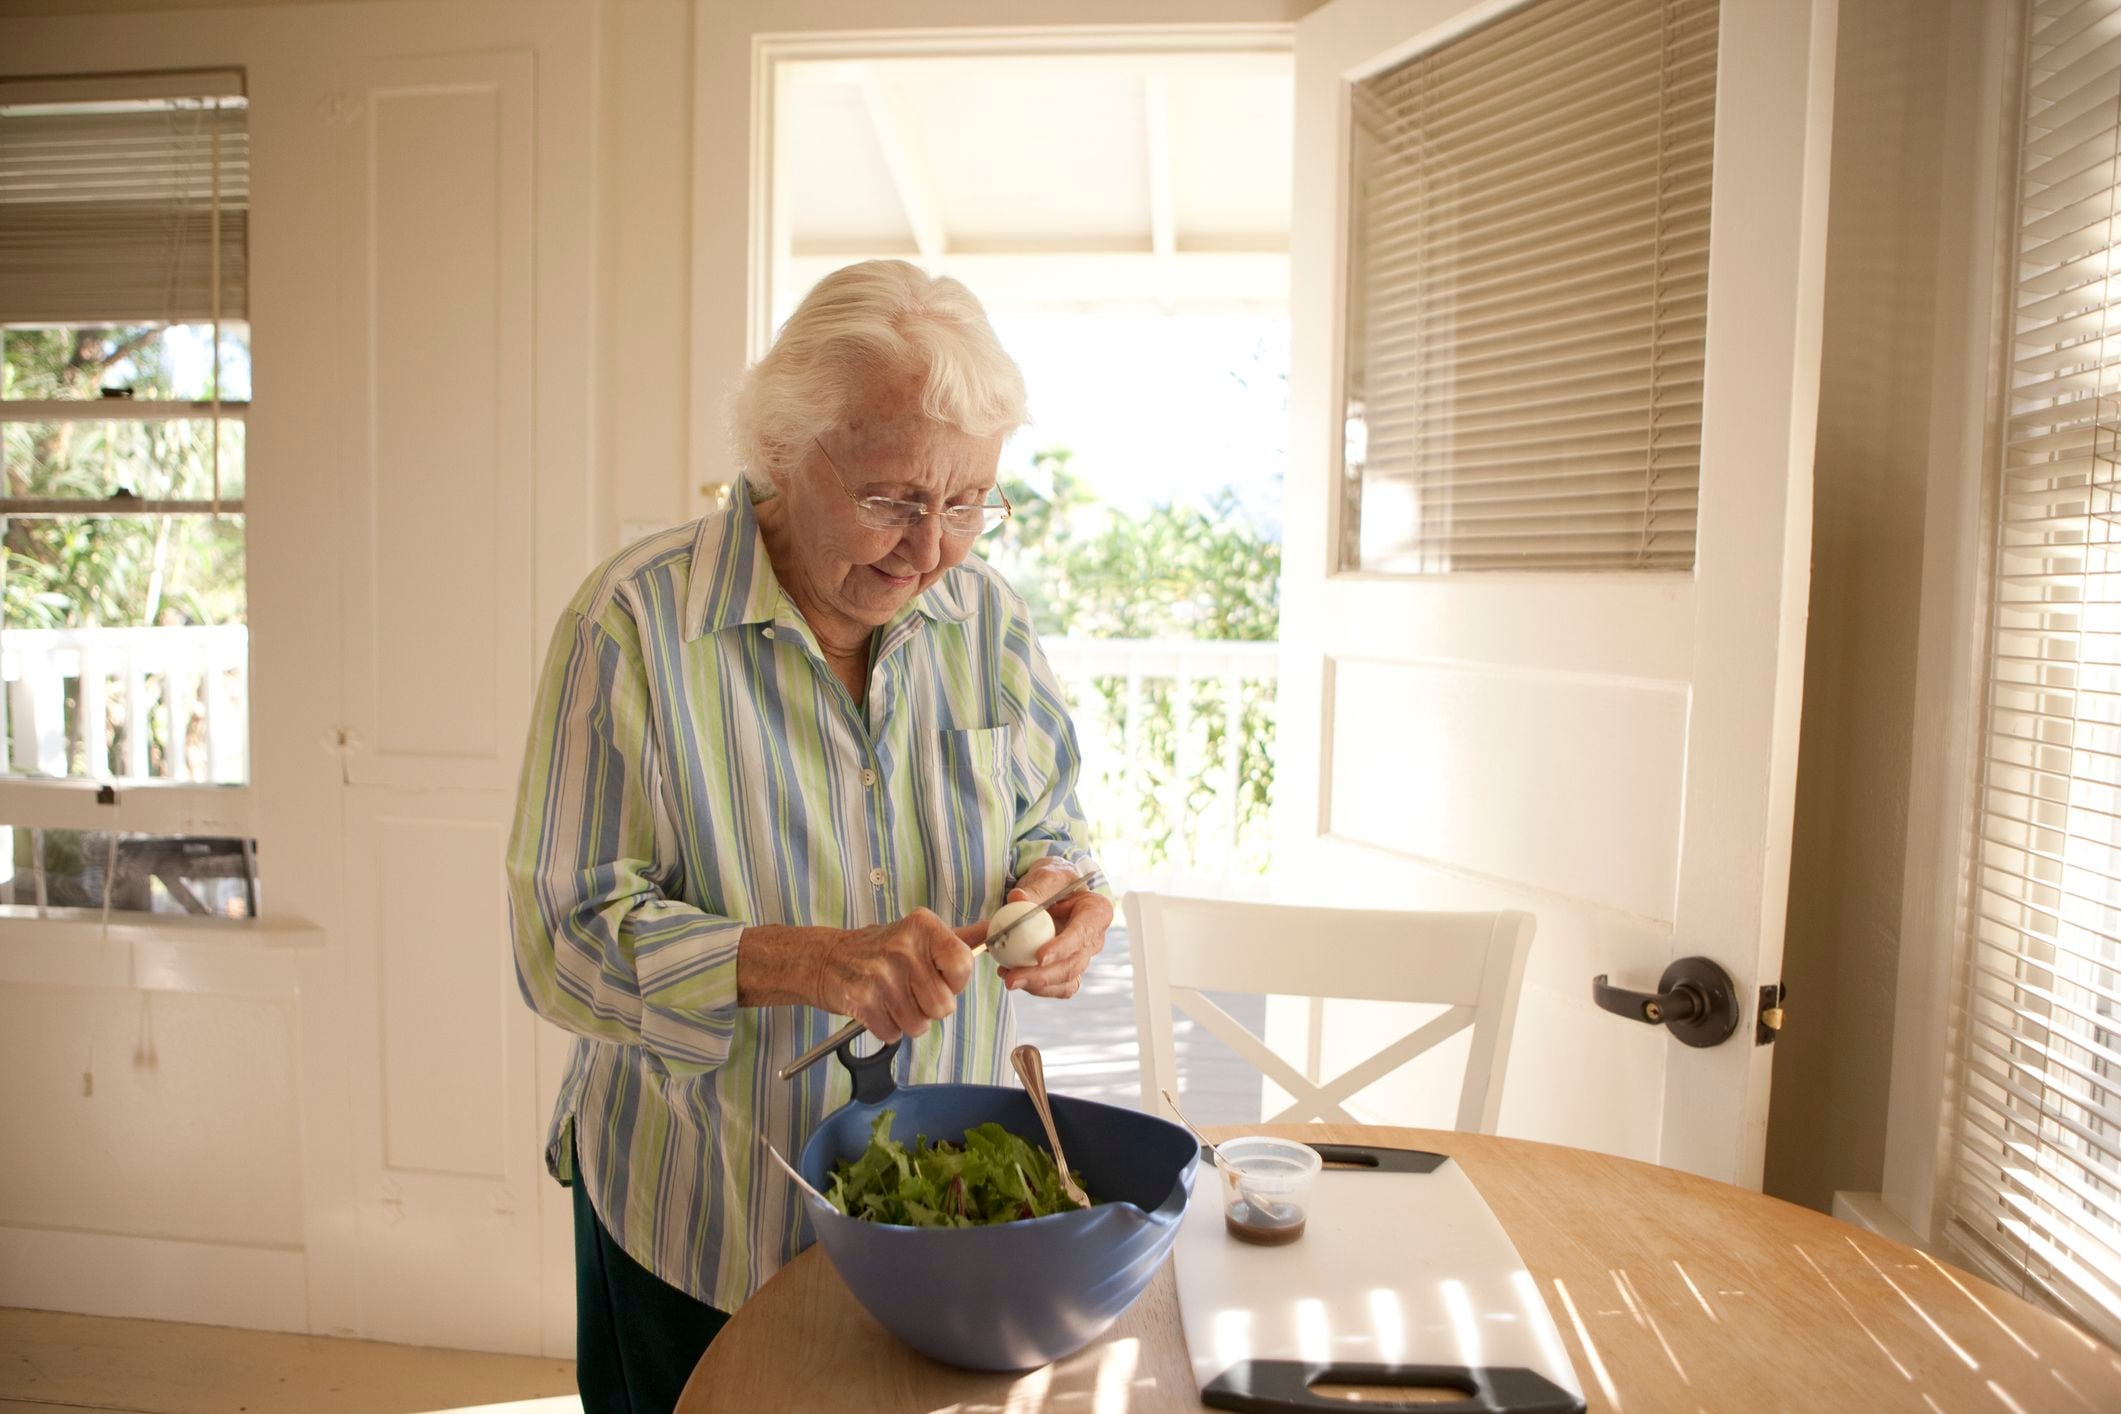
xmin=1756 ymin=982 xmax=1787 ymax=1045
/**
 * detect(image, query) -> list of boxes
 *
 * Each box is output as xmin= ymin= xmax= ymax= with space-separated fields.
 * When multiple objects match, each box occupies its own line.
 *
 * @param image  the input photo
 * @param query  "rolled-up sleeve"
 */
xmin=1005 ymin=613 xmax=1103 ymax=887
xmin=506 ymin=604 xmax=742 ymax=1077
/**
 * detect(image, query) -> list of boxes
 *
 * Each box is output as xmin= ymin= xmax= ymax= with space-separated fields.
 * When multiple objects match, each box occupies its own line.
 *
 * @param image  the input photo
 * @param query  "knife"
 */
xmin=775 ymin=870 xmax=1105 ymax=1082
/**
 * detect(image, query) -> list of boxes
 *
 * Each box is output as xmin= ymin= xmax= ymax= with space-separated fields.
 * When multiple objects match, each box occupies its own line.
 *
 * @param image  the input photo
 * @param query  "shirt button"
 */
xmin=860 ymin=768 xmax=877 ymax=788
xmin=761 ymin=626 xmax=775 ymax=639
xmin=869 ymin=868 xmax=886 ymax=887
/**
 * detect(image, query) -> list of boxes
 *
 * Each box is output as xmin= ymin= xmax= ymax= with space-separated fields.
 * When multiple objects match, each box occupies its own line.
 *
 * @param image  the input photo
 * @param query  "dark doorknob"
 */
xmin=1591 ymin=956 xmax=1740 ymax=1048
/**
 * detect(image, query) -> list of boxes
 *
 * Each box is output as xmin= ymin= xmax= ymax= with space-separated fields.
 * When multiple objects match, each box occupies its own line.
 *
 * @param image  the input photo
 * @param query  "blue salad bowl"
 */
xmin=796 ymin=1038 xmax=1200 ymax=1371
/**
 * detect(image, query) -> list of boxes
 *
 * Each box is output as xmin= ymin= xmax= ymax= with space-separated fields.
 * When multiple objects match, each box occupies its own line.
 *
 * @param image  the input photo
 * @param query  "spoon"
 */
xmin=1010 ymin=1043 xmax=1092 ymax=1210
xmin=1160 ymin=1087 xmax=1279 ymax=1221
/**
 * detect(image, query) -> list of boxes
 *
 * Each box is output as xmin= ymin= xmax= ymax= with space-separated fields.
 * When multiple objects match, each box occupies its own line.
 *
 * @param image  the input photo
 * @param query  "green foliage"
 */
xmin=984 ymin=450 xmax=1278 ymax=643
xmin=980 ymin=450 xmax=1280 ymax=877
xmin=4 ymin=326 xmax=248 ymax=784
xmin=3 ymin=325 xmax=247 ymax=631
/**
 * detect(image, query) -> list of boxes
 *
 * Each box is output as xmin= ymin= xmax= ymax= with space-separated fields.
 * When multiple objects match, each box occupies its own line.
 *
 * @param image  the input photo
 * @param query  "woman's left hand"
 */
xmin=996 ymin=859 xmax=1112 ymax=1000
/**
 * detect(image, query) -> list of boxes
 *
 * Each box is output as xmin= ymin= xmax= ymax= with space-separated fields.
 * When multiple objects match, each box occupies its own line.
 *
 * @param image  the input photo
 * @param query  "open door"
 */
xmin=1276 ymin=0 xmax=1836 ymax=1187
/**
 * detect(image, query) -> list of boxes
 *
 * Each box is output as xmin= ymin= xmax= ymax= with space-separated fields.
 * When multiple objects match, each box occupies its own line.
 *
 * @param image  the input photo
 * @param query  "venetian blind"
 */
xmin=0 ymin=71 xmax=249 ymax=325
xmin=1952 ymin=0 xmax=2121 ymax=1347
xmin=1340 ymin=0 xmax=1716 ymax=573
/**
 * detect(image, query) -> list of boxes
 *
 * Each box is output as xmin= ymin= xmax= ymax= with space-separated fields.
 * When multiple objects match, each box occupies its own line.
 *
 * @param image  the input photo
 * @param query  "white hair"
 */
xmin=730 ymin=260 xmax=1030 ymax=489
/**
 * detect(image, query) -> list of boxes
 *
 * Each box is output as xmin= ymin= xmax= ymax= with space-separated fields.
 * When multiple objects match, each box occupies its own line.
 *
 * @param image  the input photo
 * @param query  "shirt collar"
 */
xmin=682 ymin=486 xmax=780 ymax=641
xmin=683 ymin=484 xmax=979 ymax=641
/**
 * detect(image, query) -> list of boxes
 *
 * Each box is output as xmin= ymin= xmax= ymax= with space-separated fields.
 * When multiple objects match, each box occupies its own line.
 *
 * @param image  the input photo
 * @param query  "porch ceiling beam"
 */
xmin=782 ymin=249 xmax=1288 ymax=311
xmin=1145 ymin=71 xmax=1176 ymax=294
xmin=856 ymin=68 xmax=947 ymax=263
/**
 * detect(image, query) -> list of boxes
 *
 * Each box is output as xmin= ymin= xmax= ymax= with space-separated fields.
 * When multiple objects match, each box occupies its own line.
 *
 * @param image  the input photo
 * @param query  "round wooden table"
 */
xmin=676 ymin=1124 xmax=2121 ymax=1412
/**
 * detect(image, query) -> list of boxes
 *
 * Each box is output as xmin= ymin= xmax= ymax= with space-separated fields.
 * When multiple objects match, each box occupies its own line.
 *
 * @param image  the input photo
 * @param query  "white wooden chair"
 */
xmin=1123 ymin=892 xmax=1536 ymax=1133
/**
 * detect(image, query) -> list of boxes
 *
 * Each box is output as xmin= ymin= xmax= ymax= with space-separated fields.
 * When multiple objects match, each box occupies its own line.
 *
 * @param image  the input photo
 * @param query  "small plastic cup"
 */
xmin=1214 ymin=1135 xmax=1322 ymax=1246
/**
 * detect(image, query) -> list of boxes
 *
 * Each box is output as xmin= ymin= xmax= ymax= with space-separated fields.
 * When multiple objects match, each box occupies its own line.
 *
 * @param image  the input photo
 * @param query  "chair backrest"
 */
xmin=1122 ymin=891 xmax=1536 ymax=1134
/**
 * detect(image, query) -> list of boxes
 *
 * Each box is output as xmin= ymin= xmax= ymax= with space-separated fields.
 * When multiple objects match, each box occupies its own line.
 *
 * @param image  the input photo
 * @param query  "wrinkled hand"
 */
xmin=997 ymin=859 xmax=1112 ymax=1000
xmin=819 ymin=909 xmax=986 ymax=1043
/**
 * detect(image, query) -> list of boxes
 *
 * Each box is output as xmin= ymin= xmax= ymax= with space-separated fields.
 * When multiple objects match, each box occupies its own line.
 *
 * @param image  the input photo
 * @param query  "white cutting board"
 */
xmin=1174 ymin=1142 xmax=1585 ymax=1413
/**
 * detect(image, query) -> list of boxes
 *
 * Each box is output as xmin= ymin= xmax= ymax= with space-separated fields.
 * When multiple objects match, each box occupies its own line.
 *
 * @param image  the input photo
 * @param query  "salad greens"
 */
xmin=825 ymin=1110 xmax=1093 ymax=1228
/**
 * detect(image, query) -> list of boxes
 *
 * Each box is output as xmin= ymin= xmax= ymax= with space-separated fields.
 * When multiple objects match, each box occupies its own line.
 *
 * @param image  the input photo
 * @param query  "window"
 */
xmin=1952 ymin=0 xmax=2121 ymax=1344
xmin=1339 ymin=0 xmax=1715 ymax=573
xmin=0 ymin=71 xmax=256 ymax=921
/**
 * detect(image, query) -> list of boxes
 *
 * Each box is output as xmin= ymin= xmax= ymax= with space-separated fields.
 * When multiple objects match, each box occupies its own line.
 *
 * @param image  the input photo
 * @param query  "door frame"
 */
xmin=688 ymin=0 xmax=1308 ymax=521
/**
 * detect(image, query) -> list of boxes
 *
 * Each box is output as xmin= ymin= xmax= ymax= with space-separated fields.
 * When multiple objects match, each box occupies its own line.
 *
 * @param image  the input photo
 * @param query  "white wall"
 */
xmin=1762 ymin=0 xmax=2013 ymax=1226
xmin=1761 ymin=0 xmax=1953 ymax=1215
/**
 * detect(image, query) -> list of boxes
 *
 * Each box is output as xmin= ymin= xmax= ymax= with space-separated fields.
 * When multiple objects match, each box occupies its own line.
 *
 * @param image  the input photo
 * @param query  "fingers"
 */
xmin=827 ymin=910 xmax=975 ymax=1042
xmin=1008 ymin=858 xmax=1083 ymax=905
xmin=1000 ymin=892 xmax=1112 ymax=999
xmin=834 ymin=891 xmax=1098 ymax=1037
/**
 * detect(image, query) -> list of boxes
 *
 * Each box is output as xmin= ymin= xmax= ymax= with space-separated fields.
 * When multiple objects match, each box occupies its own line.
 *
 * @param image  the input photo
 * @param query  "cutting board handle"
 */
xmin=1194 ymin=1142 xmax=1450 ymax=1174
xmin=1306 ymin=1142 xmax=1449 ymax=1174
xmin=1203 ymin=1360 xmax=1583 ymax=1413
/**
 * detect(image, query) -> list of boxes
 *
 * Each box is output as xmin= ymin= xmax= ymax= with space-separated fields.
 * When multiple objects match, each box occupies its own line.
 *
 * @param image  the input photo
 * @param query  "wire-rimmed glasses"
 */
xmin=813 ymin=437 xmax=1012 ymax=537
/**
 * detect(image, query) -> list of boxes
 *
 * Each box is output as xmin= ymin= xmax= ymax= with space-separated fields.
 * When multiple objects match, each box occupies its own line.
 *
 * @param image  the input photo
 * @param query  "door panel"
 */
xmin=1281 ymin=0 xmax=1835 ymax=1186
xmin=1326 ymin=657 xmax=1689 ymax=922
xmin=377 ymin=813 xmax=514 ymax=1178
xmin=343 ymin=787 xmax=541 ymax=1353
xmin=336 ymin=51 xmax=534 ymax=791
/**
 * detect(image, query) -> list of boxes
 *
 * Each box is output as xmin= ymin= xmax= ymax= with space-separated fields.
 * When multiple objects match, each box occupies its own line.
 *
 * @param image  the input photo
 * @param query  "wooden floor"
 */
xmin=0 ymin=1308 xmax=577 ymax=1414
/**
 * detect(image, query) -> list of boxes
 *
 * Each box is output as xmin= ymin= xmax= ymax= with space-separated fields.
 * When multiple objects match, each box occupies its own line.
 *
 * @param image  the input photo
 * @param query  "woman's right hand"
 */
xmin=816 ymin=909 xmax=986 ymax=1042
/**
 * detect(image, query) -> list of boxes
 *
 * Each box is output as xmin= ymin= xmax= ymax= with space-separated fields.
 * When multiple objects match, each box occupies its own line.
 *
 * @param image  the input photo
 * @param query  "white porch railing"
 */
xmin=1041 ymin=636 xmax=1278 ymax=884
xmin=2 ymin=625 xmax=249 ymax=783
xmin=0 ymin=626 xmax=1269 ymax=875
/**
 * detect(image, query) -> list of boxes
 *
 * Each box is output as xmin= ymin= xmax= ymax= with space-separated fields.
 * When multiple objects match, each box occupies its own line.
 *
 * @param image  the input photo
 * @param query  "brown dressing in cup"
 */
xmin=1225 ymin=1196 xmax=1307 ymax=1245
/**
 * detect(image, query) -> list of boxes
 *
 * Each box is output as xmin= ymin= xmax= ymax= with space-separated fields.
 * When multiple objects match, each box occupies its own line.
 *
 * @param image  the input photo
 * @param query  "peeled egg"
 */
xmin=986 ymin=899 xmax=1056 ymax=968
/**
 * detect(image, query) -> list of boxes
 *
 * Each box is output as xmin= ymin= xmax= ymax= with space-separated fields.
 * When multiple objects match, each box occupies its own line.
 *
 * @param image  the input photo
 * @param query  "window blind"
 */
xmin=0 ymin=71 xmax=248 ymax=325
xmin=1339 ymin=0 xmax=1715 ymax=573
xmin=1954 ymin=0 xmax=2121 ymax=1347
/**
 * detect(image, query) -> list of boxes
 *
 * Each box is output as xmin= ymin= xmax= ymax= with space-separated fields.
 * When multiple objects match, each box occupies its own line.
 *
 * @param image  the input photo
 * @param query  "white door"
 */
xmin=1276 ymin=0 xmax=1836 ymax=1188
xmin=328 ymin=34 xmax=592 ymax=1352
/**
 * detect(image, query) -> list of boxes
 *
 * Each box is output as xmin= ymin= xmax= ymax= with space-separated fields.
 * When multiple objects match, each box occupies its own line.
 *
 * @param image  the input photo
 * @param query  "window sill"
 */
xmin=0 ymin=912 xmax=321 ymax=997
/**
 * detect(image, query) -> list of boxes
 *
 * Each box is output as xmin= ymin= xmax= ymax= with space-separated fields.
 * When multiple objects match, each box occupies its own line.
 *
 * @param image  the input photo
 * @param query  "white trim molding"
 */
xmin=0 ymin=915 xmax=320 ymax=997
xmin=0 ymin=1225 xmax=308 ymax=1334
xmin=692 ymin=1 xmax=1303 ymax=520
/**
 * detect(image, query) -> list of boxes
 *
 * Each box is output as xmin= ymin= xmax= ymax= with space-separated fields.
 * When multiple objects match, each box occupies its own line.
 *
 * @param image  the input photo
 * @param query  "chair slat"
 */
xmin=1124 ymin=892 xmax=1536 ymax=1135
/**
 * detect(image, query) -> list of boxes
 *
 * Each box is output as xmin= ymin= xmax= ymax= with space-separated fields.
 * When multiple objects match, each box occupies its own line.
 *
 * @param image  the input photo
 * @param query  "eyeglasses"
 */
xmin=812 ymin=438 xmax=1012 ymax=537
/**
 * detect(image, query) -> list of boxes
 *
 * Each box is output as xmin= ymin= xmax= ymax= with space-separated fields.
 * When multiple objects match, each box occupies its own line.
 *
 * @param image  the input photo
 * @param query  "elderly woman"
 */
xmin=507 ymin=260 xmax=1109 ymax=1412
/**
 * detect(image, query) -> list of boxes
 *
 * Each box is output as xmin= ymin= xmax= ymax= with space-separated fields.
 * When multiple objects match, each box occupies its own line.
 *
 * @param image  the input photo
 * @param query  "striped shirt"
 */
xmin=506 ymin=489 xmax=1098 ymax=1311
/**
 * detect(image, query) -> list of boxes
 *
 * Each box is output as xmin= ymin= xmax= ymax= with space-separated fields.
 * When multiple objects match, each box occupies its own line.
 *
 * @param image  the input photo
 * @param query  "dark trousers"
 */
xmin=571 ymin=1177 xmax=731 ymax=1414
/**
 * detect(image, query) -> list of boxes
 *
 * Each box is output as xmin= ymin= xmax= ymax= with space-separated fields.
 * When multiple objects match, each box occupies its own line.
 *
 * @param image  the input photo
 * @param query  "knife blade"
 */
xmin=775 ymin=870 xmax=1105 ymax=1082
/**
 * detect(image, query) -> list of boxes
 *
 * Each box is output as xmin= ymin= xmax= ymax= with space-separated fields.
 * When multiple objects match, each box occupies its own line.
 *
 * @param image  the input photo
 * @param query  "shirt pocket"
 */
xmin=917 ymin=725 xmax=1015 ymax=925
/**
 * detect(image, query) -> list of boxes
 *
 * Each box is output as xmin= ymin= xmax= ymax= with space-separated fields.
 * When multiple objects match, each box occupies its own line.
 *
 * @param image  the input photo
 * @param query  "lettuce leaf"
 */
xmin=823 ymin=1110 xmax=1093 ymax=1227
